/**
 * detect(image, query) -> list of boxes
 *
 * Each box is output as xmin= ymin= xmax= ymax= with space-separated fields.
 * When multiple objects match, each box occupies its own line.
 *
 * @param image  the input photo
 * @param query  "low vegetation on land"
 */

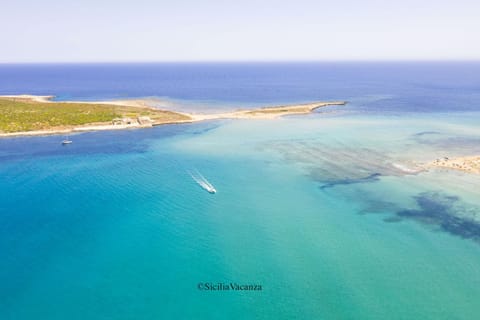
xmin=0 ymin=98 xmax=189 ymax=133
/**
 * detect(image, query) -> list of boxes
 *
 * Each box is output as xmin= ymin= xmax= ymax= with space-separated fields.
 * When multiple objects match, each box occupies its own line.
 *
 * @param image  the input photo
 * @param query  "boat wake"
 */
xmin=189 ymin=170 xmax=216 ymax=194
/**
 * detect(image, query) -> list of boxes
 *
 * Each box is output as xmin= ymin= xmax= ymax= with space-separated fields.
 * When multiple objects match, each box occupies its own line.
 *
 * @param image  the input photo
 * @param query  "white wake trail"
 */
xmin=195 ymin=170 xmax=214 ymax=189
xmin=189 ymin=170 xmax=216 ymax=193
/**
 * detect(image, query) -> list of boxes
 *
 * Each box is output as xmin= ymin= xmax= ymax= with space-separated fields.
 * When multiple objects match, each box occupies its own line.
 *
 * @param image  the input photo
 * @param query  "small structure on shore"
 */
xmin=137 ymin=116 xmax=153 ymax=125
xmin=112 ymin=118 xmax=123 ymax=125
xmin=111 ymin=116 xmax=152 ymax=126
xmin=112 ymin=117 xmax=135 ymax=125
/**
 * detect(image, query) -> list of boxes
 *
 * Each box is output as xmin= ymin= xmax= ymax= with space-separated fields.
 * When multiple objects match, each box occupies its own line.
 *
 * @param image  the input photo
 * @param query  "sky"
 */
xmin=1 ymin=0 xmax=479 ymax=62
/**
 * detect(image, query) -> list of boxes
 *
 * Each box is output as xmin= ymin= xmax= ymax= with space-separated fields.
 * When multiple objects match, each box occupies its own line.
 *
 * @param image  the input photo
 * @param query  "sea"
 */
xmin=0 ymin=63 xmax=479 ymax=319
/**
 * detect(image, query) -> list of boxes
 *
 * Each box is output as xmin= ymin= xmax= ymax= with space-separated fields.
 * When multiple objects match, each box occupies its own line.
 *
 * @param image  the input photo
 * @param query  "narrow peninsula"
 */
xmin=0 ymin=95 xmax=346 ymax=137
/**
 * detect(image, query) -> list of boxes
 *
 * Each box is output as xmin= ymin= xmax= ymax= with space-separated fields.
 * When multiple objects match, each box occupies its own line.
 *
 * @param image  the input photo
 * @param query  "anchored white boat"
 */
xmin=61 ymin=135 xmax=72 ymax=145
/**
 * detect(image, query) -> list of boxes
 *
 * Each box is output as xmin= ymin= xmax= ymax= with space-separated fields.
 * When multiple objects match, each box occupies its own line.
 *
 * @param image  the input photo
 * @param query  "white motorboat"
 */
xmin=205 ymin=185 xmax=217 ymax=194
xmin=190 ymin=170 xmax=216 ymax=194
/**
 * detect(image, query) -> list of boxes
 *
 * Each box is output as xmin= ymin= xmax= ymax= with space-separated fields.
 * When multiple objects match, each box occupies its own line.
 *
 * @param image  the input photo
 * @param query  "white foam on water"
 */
xmin=189 ymin=170 xmax=216 ymax=193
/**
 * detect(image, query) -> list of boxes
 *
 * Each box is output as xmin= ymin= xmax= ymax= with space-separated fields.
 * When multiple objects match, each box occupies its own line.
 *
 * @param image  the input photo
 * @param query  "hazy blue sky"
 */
xmin=1 ymin=0 xmax=479 ymax=62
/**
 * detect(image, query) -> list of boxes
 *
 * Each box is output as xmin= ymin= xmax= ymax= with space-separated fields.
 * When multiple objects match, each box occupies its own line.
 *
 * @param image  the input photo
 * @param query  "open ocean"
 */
xmin=1 ymin=63 xmax=480 ymax=319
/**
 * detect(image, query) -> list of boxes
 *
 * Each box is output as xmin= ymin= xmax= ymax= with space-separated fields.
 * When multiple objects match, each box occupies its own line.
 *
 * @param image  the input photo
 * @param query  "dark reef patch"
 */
xmin=360 ymin=192 xmax=480 ymax=243
xmin=413 ymin=131 xmax=441 ymax=137
xmin=260 ymin=140 xmax=419 ymax=192
xmin=393 ymin=192 xmax=480 ymax=242
xmin=319 ymin=173 xmax=382 ymax=189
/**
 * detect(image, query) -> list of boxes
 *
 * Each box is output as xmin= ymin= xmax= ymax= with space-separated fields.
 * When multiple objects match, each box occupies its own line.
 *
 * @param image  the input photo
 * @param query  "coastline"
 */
xmin=0 ymin=95 xmax=346 ymax=137
xmin=424 ymin=156 xmax=480 ymax=174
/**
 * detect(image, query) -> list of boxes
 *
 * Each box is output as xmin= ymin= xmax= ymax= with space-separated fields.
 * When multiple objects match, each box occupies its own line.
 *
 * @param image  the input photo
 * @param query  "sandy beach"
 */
xmin=425 ymin=156 xmax=480 ymax=174
xmin=186 ymin=101 xmax=346 ymax=121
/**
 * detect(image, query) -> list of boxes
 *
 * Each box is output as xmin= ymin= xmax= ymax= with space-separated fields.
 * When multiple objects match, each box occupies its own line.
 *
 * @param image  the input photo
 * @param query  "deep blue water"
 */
xmin=1 ymin=62 xmax=480 ymax=112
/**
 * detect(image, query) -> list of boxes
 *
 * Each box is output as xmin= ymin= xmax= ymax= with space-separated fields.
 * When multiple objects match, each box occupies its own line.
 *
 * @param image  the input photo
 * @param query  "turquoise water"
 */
xmin=1 ymin=63 xmax=480 ymax=319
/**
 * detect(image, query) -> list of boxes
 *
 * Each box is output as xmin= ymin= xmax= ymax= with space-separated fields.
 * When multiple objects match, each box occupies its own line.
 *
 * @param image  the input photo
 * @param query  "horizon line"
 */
xmin=1 ymin=59 xmax=480 ymax=65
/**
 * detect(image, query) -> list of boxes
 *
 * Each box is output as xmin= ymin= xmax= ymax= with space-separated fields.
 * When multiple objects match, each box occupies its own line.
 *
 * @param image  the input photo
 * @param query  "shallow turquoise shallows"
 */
xmin=1 ymin=63 xmax=480 ymax=319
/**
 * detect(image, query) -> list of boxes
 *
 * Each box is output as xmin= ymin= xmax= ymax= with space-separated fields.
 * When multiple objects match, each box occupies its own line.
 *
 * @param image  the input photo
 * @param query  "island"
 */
xmin=0 ymin=95 xmax=346 ymax=137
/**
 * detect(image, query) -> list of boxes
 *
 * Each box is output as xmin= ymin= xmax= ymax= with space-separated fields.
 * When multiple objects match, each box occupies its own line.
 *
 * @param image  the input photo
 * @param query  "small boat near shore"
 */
xmin=61 ymin=135 xmax=72 ymax=145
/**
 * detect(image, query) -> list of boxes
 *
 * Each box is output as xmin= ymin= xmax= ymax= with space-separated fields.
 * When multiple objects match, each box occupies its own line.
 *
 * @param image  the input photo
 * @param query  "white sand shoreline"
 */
xmin=423 ymin=156 xmax=480 ymax=174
